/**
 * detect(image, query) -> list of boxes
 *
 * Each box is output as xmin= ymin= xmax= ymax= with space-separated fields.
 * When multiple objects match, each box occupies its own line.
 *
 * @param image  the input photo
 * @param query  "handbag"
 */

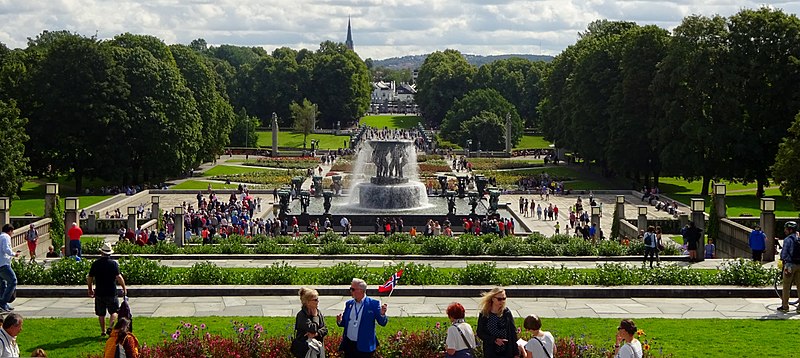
xmin=291 ymin=334 xmax=309 ymax=358
xmin=452 ymin=323 xmax=474 ymax=357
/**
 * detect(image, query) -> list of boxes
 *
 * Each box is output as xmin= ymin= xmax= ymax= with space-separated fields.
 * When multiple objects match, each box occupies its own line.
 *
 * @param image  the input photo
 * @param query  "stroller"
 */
xmin=117 ymin=296 xmax=133 ymax=331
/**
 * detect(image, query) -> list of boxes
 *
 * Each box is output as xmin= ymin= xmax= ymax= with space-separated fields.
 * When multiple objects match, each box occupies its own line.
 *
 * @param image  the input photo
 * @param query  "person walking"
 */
xmin=445 ymin=302 xmax=476 ymax=357
xmin=749 ymin=225 xmax=767 ymax=262
xmin=613 ymin=319 xmax=642 ymax=358
xmin=683 ymin=221 xmax=702 ymax=262
xmin=67 ymin=222 xmax=83 ymax=257
xmin=0 ymin=313 xmax=22 ymax=357
xmin=336 ymin=278 xmax=388 ymax=357
xmin=0 ymin=224 xmax=19 ymax=312
xmin=25 ymin=224 xmax=39 ymax=263
xmin=522 ymin=315 xmax=555 ymax=358
xmin=87 ymin=243 xmax=128 ymax=336
xmin=778 ymin=221 xmax=800 ymax=313
xmin=476 ymin=288 xmax=521 ymax=358
xmin=643 ymin=226 xmax=658 ymax=268
xmin=293 ymin=287 xmax=327 ymax=358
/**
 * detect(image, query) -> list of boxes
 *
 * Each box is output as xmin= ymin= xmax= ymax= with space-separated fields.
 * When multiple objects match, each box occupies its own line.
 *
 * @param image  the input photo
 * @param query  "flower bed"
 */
xmin=467 ymin=158 xmax=544 ymax=170
xmin=418 ymin=160 xmax=451 ymax=174
xmin=245 ymin=157 xmax=320 ymax=169
xmin=211 ymin=169 xmax=302 ymax=186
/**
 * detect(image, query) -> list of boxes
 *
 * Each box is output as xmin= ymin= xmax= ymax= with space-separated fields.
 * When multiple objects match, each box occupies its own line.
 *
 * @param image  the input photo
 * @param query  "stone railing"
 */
xmin=90 ymin=190 xmax=152 ymax=217
xmin=139 ymin=218 xmax=158 ymax=232
xmin=619 ymin=220 xmax=639 ymax=239
xmin=717 ymin=218 xmax=752 ymax=259
xmin=10 ymin=218 xmax=51 ymax=251
xmin=10 ymin=216 xmax=42 ymax=229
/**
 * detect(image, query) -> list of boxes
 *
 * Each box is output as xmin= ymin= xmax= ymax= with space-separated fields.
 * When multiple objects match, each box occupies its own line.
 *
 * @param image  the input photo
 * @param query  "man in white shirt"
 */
xmin=0 ymin=225 xmax=19 ymax=312
xmin=0 ymin=313 xmax=22 ymax=357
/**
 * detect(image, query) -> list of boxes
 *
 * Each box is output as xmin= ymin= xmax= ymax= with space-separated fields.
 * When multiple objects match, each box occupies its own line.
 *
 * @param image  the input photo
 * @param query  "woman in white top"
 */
xmin=614 ymin=319 xmax=643 ymax=358
xmin=445 ymin=302 xmax=477 ymax=357
xmin=522 ymin=315 xmax=555 ymax=358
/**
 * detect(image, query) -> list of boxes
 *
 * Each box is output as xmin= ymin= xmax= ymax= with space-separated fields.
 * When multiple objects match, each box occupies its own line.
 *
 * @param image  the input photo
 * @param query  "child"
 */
xmin=704 ymin=239 xmax=716 ymax=259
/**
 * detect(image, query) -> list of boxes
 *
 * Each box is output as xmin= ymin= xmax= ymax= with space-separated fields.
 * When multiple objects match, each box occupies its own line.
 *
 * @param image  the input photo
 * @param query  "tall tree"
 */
xmin=473 ymin=57 xmax=546 ymax=127
xmin=290 ymin=98 xmax=319 ymax=149
xmin=0 ymin=99 xmax=28 ymax=198
xmin=773 ymin=112 xmax=800 ymax=208
xmin=415 ymin=49 xmax=476 ymax=127
xmin=440 ymin=88 xmax=522 ymax=148
xmin=304 ymin=41 xmax=370 ymax=128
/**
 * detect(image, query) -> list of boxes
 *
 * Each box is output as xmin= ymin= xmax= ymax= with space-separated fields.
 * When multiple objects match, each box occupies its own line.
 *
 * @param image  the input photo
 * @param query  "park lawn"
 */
xmin=20 ymin=316 xmax=794 ymax=357
xmin=202 ymin=165 xmax=281 ymax=177
xmin=360 ymin=114 xmax=422 ymax=129
xmin=659 ymin=178 xmax=797 ymax=217
xmin=169 ymin=180 xmax=239 ymax=190
xmin=256 ymin=131 xmax=350 ymax=150
xmin=11 ymin=181 xmax=112 ymax=216
xmin=514 ymin=135 xmax=552 ymax=149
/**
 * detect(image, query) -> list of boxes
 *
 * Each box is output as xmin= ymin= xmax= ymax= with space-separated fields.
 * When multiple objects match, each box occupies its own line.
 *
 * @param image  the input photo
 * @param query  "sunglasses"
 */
xmin=495 ymin=297 xmax=507 ymax=301
xmin=310 ymin=298 xmax=319 ymax=301
xmin=349 ymin=287 xmax=357 ymax=291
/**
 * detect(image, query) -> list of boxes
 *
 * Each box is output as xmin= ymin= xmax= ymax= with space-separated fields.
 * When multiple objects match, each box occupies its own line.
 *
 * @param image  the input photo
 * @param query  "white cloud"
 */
xmin=0 ymin=0 xmax=797 ymax=59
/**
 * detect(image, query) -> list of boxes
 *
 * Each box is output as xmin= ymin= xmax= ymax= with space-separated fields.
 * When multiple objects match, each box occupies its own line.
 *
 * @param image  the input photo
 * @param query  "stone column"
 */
xmin=271 ymin=112 xmax=279 ymax=157
xmin=505 ymin=113 xmax=512 ymax=155
xmin=615 ymin=195 xmax=625 ymax=221
xmin=637 ymin=206 xmax=648 ymax=233
xmin=63 ymin=197 xmax=79 ymax=257
xmin=44 ymin=183 xmax=59 ymax=218
xmin=678 ymin=213 xmax=689 ymax=230
xmin=0 ymin=197 xmax=9 ymax=226
xmin=174 ymin=207 xmax=185 ymax=247
xmin=127 ymin=207 xmax=137 ymax=233
xmin=760 ymin=198 xmax=776 ymax=262
xmin=713 ymin=183 xmax=727 ymax=219
xmin=87 ymin=212 xmax=97 ymax=234
xmin=151 ymin=196 xmax=160 ymax=220
xmin=691 ymin=198 xmax=706 ymax=262
xmin=590 ymin=205 xmax=601 ymax=240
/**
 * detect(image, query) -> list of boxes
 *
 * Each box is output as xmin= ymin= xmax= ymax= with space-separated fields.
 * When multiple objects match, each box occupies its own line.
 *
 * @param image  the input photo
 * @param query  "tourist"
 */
xmin=0 ymin=225 xmax=19 ymax=312
xmin=293 ymin=287 xmax=327 ymax=358
xmin=778 ymin=221 xmax=800 ymax=313
xmin=0 ymin=313 xmax=22 ymax=356
xmin=410 ymin=226 xmax=417 ymax=237
xmin=749 ymin=225 xmax=767 ymax=262
xmin=445 ymin=302 xmax=476 ymax=357
xmin=336 ymin=278 xmax=388 ymax=357
xmin=340 ymin=217 xmax=350 ymax=236
xmin=25 ymin=224 xmax=39 ymax=263
xmin=704 ymin=239 xmax=716 ymax=259
xmin=554 ymin=222 xmax=560 ymax=235
xmin=654 ymin=226 xmax=663 ymax=264
xmin=643 ymin=226 xmax=658 ymax=268
xmin=477 ymin=288 xmax=520 ymax=358
xmin=613 ymin=319 xmax=642 ymax=358
xmin=683 ymin=222 xmax=702 ymax=262
xmin=522 ymin=315 xmax=555 ymax=358
xmin=103 ymin=317 xmax=139 ymax=358
xmin=45 ymin=246 xmax=59 ymax=258
xmin=87 ymin=243 xmax=128 ymax=336
xmin=67 ymin=222 xmax=83 ymax=257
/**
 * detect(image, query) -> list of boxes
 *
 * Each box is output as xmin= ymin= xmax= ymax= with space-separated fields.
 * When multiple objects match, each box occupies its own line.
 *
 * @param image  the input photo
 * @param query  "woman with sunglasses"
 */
xmin=477 ymin=288 xmax=521 ymax=358
xmin=292 ymin=287 xmax=328 ymax=358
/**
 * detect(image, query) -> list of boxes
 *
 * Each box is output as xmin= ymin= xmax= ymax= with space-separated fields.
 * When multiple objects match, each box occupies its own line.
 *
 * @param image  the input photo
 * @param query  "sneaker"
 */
xmin=777 ymin=306 xmax=790 ymax=313
xmin=106 ymin=327 xmax=112 ymax=336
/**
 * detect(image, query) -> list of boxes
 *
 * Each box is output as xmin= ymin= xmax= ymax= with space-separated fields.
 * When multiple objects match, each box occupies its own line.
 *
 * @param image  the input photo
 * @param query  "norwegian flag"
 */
xmin=378 ymin=269 xmax=404 ymax=293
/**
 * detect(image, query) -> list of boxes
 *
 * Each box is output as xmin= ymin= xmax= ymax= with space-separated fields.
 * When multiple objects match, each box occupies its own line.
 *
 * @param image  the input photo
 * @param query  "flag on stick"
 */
xmin=378 ymin=269 xmax=403 ymax=295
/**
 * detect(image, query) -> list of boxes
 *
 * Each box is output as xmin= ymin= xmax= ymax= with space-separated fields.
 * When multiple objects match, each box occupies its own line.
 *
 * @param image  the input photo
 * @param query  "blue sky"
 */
xmin=1 ymin=0 xmax=798 ymax=59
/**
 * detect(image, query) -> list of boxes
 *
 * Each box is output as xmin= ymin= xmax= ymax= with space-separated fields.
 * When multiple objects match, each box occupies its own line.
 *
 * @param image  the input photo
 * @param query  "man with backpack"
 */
xmin=643 ymin=226 xmax=658 ymax=268
xmin=778 ymin=221 xmax=800 ymax=313
xmin=87 ymin=243 xmax=128 ymax=336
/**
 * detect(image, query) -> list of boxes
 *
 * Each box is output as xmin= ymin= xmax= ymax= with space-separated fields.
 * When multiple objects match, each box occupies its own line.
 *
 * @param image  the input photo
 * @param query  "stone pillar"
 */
xmin=173 ymin=207 xmax=185 ymax=247
xmin=127 ymin=206 xmax=137 ymax=233
xmin=63 ymin=197 xmax=79 ymax=257
xmin=271 ymin=112 xmax=279 ymax=157
xmin=637 ymin=205 xmax=648 ymax=233
xmin=44 ymin=183 xmax=59 ymax=218
xmin=151 ymin=196 xmax=160 ymax=220
xmin=691 ymin=198 xmax=706 ymax=262
xmin=615 ymin=195 xmax=625 ymax=221
xmin=591 ymin=205 xmax=601 ymax=239
xmin=713 ymin=183 xmax=727 ymax=219
xmin=678 ymin=213 xmax=689 ymax=229
xmin=0 ymin=198 xmax=9 ymax=226
xmin=87 ymin=212 xmax=97 ymax=234
xmin=505 ymin=113 xmax=512 ymax=155
xmin=760 ymin=198 xmax=776 ymax=262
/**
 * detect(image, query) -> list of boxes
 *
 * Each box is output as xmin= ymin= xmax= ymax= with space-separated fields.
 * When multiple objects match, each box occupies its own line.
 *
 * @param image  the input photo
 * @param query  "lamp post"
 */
xmin=591 ymin=205 xmax=601 ymax=240
xmin=151 ymin=196 xmax=160 ymax=220
xmin=127 ymin=206 xmax=137 ymax=235
xmin=691 ymin=198 xmax=706 ymax=262
xmin=173 ymin=206 xmax=185 ymax=247
xmin=44 ymin=183 xmax=59 ymax=218
xmin=637 ymin=206 xmax=648 ymax=233
xmin=0 ymin=197 xmax=9 ymax=226
xmin=713 ymin=183 xmax=727 ymax=219
xmin=760 ymin=198 xmax=776 ymax=262
xmin=466 ymin=139 xmax=472 ymax=158
xmin=64 ymin=197 xmax=79 ymax=256
xmin=615 ymin=195 xmax=625 ymax=221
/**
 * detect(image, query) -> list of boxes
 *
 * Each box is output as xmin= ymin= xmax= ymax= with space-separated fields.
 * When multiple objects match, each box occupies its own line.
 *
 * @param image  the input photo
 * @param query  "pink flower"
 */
xmin=200 ymin=324 xmax=206 ymax=329
xmin=435 ymin=322 xmax=441 ymax=329
xmin=171 ymin=333 xmax=179 ymax=340
xmin=238 ymin=327 xmax=245 ymax=333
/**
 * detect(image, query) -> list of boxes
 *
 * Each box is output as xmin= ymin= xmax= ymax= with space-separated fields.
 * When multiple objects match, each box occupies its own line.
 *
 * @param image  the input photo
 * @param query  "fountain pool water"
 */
xmin=348 ymin=139 xmax=429 ymax=210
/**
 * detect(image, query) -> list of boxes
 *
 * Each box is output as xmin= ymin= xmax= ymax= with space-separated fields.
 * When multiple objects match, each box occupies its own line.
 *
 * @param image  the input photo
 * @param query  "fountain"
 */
xmin=349 ymin=139 xmax=429 ymax=210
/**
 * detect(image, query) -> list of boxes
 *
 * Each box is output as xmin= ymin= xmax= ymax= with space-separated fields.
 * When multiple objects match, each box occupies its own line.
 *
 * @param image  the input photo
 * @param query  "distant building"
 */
xmin=370 ymin=81 xmax=418 ymax=114
xmin=345 ymin=18 xmax=354 ymax=51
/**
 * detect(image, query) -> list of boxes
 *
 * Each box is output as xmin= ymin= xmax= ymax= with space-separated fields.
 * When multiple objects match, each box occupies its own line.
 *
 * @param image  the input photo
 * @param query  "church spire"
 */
xmin=345 ymin=17 xmax=354 ymax=50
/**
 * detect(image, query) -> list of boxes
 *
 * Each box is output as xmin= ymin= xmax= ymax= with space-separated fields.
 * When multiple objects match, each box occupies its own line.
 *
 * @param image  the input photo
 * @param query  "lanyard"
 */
xmin=353 ymin=301 xmax=364 ymax=323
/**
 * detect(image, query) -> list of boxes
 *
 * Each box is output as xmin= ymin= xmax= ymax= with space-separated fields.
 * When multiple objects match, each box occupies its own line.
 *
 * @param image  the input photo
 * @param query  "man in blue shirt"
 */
xmin=778 ymin=221 xmax=800 ymax=313
xmin=748 ymin=225 xmax=766 ymax=262
xmin=0 ymin=225 xmax=20 ymax=312
xmin=336 ymin=278 xmax=388 ymax=357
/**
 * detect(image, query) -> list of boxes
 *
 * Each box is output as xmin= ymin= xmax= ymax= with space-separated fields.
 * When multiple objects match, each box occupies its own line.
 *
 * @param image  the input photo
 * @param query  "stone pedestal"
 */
xmin=761 ymin=211 xmax=776 ymax=262
xmin=271 ymin=112 xmax=279 ymax=157
xmin=127 ymin=207 xmax=137 ymax=232
xmin=174 ymin=212 xmax=185 ymax=247
xmin=64 ymin=200 xmax=79 ymax=257
xmin=0 ymin=197 xmax=9 ymax=226
xmin=678 ymin=213 xmax=689 ymax=229
xmin=151 ymin=202 xmax=160 ymax=220
xmin=637 ymin=213 xmax=647 ymax=233
xmin=692 ymin=211 xmax=706 ymax=262
xmin=87 ymin=212 xmax=97 ymax=233
xmin=714 ymin=193 xmax=727 ymax=219
xmin=615 ymin=196 xmax=625 ymax=221
xmin=591 ymin=212 xmax=601 ymax=239
xmin=44 ymin=183 xmax=59 ymax=218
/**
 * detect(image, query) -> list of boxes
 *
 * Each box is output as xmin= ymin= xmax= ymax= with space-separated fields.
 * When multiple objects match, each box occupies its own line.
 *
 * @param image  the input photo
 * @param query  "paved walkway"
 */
xmin=12 ymin=296 xmax=797 ymax=319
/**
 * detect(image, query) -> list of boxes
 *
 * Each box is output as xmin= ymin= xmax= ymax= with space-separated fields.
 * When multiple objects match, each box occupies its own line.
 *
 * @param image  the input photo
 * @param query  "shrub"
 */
xmin=529 ymin=239 xmax=560 ymax=256
xmin=182 ymin=245 xmax=220 ymax=254
xmin=640 ymin=265 xmax=711 ymax=286
xmin=119 ymin=256 xmax=171 ymax=285
xmin=319 ymin=241 xmax=352 ymax=255
xmin=716 ymin=258 xmax=776 ymax=286
xmin=550 ymin=234 xmax=572 ymax=245
xmin=298 ymin=234 xmax=319 ymax=245
xmin=253 ymin=241 xmax=284 ymax=254
xmin=153 ymin=241 xmax=180 ymax=254
xmin=627 ymin=240 xmax=646 ymax=255
xmin=561 ymin=238 xmax=597 ymax=256
xmin=316 ymin=262 xmax=378 ymax=285
xmin=81 ymin=237 xmax=105 ymax=254
xmin=378 ymin=241 xmax=419 ymax=255
xmin=524 ymin=233 xmax=548 ymax=244
xmin=114 ymin=241 xmax=155 ymax=254
xmin=661 ymin=245 xmax=681 ymax=256
xmin=480 ymin=233 xmax=501 ymax=244
xmin=456 ymin=235 xmax=487 ymax=256
xmin=455 ymin=263 xmax=499 ymax=285
xmin=11 ymin=259 xmax=47 ymax=285
xmin=319 ymin=231 xmax=343 ymax=245
xmin=288 ymin=242 xmax=317 ymax=254
xmin=47 ymin=258 xmax=91 ymax=285
xmin=381 ymin=262 xmax=449 ymax=286
xmin=366 ymin=234 xmax=385 ymax=244
xmin=597 ymin=240 xmax=626 ymax=256
xmin=183 ymin=261 xmax=226 ymax=285
xmin=219 ymin=239 xmax=249 ymax=254
xmin=510 ymin=266 xmax=579 ymax=285
xmin=420 ymin=236 xmax=457 ymax=255
xmin=274 ymin=235 xmax=293 ymax=244
xmin=344 ymin=235 xmax=364 ymax=245
xmin=252 ymin=262 xmax=298 ymax=285
xmin=387 ymin=233 xmax=413 ymax=243
xmin=487 ymin=237 xmax=525 ymax=256
xmin=589 ymin=263 xmax=641 ymax=286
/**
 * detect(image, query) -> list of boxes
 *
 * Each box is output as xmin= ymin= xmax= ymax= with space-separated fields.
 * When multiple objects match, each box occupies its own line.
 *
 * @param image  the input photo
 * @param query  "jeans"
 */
xmin=0 ymin=265 xmax=17 ymax=308
xmin=70 ymin=240 xmax=82 ymax=257
xmin=644 ymin=247 xmax=657 ymax=268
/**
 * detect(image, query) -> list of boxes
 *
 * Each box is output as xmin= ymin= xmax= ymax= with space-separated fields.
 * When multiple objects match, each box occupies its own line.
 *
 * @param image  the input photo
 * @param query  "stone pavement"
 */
xmin=12 ymin=296 xmax=797 ymax=320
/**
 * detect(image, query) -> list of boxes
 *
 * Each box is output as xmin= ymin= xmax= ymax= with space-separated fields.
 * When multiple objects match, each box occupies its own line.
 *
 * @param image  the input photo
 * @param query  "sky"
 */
xmin=1 ymin=1 xmax=799 ymax=60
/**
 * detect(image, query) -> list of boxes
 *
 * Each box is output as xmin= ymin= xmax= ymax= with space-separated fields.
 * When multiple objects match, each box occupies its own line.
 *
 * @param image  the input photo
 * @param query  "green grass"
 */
xmin=10 ymin=181 xmax=112 ymax=216
xmin=514 ymin=135 xmax=552 ymax=149
xmin=359 ymin=115 xmax=422 ymax=129
xmin=201 ymin=165 xmax=281 ymax=177
xmin=658 ymin=178 xmax=797 ymax=217
xmin=20 ymin=317 xmax=794 ymax=357
xmin=169 ymin=180 xmax=239 ymax=190
xmin=255 ymin=131 xmax=350 ymax=150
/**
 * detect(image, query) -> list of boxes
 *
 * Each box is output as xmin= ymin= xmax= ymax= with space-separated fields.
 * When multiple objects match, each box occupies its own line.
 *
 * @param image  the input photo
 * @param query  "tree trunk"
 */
xmin=701 ymin=176 xmax=711 ymax=196
xmin=756 ymin=177 xmax=766 ymax=198
xmin=75 ymin=171 xmax=83 ymax=196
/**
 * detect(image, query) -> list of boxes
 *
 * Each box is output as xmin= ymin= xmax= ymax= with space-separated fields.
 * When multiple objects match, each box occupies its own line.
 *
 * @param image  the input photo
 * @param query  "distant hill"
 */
xmin=371 ymin=54 xmax=554 ymax=70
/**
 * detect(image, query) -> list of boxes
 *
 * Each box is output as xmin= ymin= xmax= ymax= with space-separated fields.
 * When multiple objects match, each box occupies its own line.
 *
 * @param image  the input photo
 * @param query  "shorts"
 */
xmin=95 ymin=295 xmax=120 ymax=316
xmin=27 ymin=241 xmax=36 ymax=253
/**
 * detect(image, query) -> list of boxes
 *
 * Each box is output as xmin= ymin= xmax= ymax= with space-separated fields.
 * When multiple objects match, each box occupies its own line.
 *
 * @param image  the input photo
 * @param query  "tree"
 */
xmin=229 ymin=109 xmax=260 ymax=147
xmin=0 ymin=99 xmax=28 ymax=198
xmin=772 ymin=112 xmax=800 ymax=208
xmin=303 ymin=41 xmax=370 ymax=128
xmin=458 ymin=111 xmax=507 ymax=151
xmin=290 ymin=98 xmax=319 ymax=149
xmin=473 ymin=57 xmax=546 ymax=127
xmin=415 ymin=49 xmax=475 ymax=127
xmin=440 ymin=88 xmax=522 ymax=148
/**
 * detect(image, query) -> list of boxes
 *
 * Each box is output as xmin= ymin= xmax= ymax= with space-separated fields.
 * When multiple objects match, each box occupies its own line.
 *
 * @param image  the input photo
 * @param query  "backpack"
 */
xmin=114 ymin=337 xmax=127 ymax=358
xmin=644 ymin=232 xmax=653 ymax=246
xmin=791 ymin=235 xmax=800 ymax=263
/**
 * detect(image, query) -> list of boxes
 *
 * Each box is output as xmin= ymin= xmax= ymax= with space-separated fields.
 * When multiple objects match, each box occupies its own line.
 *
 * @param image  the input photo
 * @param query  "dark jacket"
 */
xmin=294 ymin=307 xmax=327 ymax=342
xmin=477 ymin=308 xmax=519 ymax=358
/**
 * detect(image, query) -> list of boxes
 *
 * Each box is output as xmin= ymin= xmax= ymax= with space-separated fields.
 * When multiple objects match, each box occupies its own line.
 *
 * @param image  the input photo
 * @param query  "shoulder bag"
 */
xmin=531 ymin=336 xmax=551 ymax=358
xmin=452 ymin=323 xmax=475 ymax=358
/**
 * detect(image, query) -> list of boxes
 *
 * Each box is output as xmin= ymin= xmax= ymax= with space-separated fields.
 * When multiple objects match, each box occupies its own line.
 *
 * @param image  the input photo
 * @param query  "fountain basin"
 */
xmin=356 ymin=181 xmax=428 ymax=210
